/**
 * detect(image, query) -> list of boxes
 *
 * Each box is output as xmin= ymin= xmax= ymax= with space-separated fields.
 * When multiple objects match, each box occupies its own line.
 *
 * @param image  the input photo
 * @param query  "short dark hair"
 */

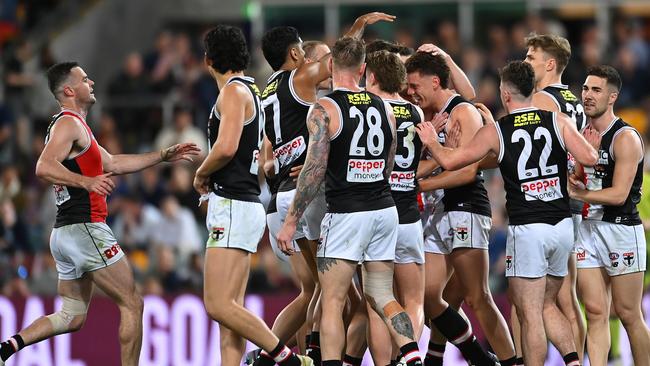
xmin=525 ymin=33 xmax=571 ymax=73
xmin=204 ymin=25 xmax=249 ymax=74
xmin=331 ymin=37 xmax=365 ymax=70
xmin=366 ymin=39 xmax=401 ymax=54
xmin=499 ymin=60 xmax=535 ymax=97
xmin=262 ymin=26 xmax=301 ymax=71
xmin=404 ymin=51 xmax=450 ymax=89
xmin=366 ymin=51 xmax=406 ymax=94
xmin=46 ymin=61 xmax=78 ymax=97
xmin=303 ymin=40 xmax=326 ymax=60
xmin=397 ymin=45 xmax=414 ymax=57
xmin=587 ymin=65 xmax=622 ymax=92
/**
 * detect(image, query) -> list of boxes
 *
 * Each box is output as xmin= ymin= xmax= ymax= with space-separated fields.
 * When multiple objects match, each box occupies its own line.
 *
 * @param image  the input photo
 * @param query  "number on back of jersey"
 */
xmin=347 ymin=106 xmax=386 ymax=182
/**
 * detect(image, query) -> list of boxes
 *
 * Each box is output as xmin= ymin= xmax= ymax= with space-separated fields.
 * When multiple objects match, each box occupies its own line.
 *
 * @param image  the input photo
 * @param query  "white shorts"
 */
xmin=423 ymin=203 xmax=445 ymax=253
xmin=318 ymin=206 xmax=398 ymax=262
xmin=505 ymin=217 xmax=573 ymax=278
xmin=572 ymin=214 xmax=582 ymax=251
xmin=50 ymin=222 xmax=124 ymax=280
xmin=205 ymin=192 xmax=265 ymax=253
xmin=426 ymin=211 xmax=491 ymax=255
xmin=576 ymin=220 xmax=646 ymax=276
xmin=266 ymin=211 xmax=298 ymax=262
xmin=395 ymin=221 xmax=425 ymax=264
xmin=276 ymin=189 xmax=327 ymax=241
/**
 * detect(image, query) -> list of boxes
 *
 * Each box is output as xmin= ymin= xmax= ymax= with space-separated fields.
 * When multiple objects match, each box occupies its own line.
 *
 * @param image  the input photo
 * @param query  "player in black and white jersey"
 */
xmin=258 ymin=15 xmax=393 ymax=365
xmin=363 ymin=50 xmax=426 ymax=365
xmin=405 ymin=50 xmax=516 ymax=366
xmin=416 ymin=61 xmax=598 ymax=366
xmin=523 ymin=34 xmax=587 ymax=362
xmin=192 ymin=25 xmax=312 ymax=366
xmin=570 ymin=66 xmax=650 ymax=366
xmin=277 ymin=36 xmax=424 ymax=366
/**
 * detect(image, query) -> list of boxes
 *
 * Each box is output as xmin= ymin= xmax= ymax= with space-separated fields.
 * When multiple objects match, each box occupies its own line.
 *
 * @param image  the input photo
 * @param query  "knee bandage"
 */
xmin=362 ymin=268 xmax=403 ymax=319
xmin=46 ymin=296 xmax=88 ymax=332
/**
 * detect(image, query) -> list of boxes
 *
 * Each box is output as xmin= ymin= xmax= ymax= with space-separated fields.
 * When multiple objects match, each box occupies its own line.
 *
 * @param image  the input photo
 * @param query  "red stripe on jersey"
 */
xmin=62 ymin=111 xmax=107 ymax=223
xmin=581 ymin=168 xmax=589 ymax=219
xmin=417 ymin=192 xmax=424 ymax=212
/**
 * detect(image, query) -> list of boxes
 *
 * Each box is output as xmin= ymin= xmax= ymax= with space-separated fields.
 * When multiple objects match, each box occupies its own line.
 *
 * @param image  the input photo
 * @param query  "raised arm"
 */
xmin=570 ymin=129 xmax=641 ymax=206
xmin=35 ymin=117 xmax=115 ymax=195
xmin=418 ymin=44 xmax=476 ymax=100
xmin=344 ymin=12 xmax=396 ymax=39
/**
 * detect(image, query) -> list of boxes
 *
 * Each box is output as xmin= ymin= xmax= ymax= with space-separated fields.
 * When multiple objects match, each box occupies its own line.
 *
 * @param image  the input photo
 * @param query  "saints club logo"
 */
xmin=211 ymin=227 xmax=225 ymax=241
xmin=455 ymin=227 xmax=468 ymax=241
xmin=623 ymin=252 xmax=635 ymax=267
xmin=506 ymin=255 xmax=513 ymax=270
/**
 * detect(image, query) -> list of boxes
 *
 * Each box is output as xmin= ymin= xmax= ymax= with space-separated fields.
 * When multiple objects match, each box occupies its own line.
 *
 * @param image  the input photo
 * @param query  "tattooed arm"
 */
xmin=276 ymin=102 xmax=331 ymax=255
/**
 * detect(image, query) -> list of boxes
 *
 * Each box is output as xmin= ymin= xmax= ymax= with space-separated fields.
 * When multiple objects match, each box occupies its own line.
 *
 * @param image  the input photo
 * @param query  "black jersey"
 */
xmin=496 ymin=108 xmax=570 ymax=225
xmin=541 ymin=84 xmax=587 ymax=214
xmin=207 ymin=76 xmax=263 ymax=202
xmin=440 ymin=94 xmax=491 ymax=217
xmin=262 ymin=70 xmax=312 ymax=192
xmin=387 ymin=100 xmax=423 ymax=224
xmin=583 ymin=118 xmax=643 ymax=225
xmin=323 ymin=89 xmax=394 ymax=213
xmin=540 ymin=84 xmax=586 ymax=131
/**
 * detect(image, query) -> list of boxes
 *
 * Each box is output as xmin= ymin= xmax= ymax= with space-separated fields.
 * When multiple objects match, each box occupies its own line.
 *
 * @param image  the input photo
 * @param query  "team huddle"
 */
xmin=0 ymin=11 xmax=647 ymax=366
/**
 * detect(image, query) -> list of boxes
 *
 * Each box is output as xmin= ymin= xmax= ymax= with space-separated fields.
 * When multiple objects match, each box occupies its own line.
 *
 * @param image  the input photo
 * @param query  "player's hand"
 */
xmin=193 ymin=173 xmax=210 ymax=195
xmin=82 ymin=173 xmax=115 ymax=196
xmin=582 ymin=125 xmax=602 ymax=150
xmin=446 ymin=121 xmax=462 ymax=148
xmin=290 ymin=165 xmax=303 ymax=181
xmin=568 ymin=175 xmax=586 ymax=199
xmin=161 ymin=143 xmax=201 ymax=163
xmin=429 ymin=112 xmax=449 ymax=134
xmin=474 ymin=103 xmax=496 ymax=125
xmin=276 ymin=222 xmax=297 ymax=256
xmin=415 ymin=121 xmax=440 ymax=146
xmin=417 ymin=44 xmax=449 ymax=59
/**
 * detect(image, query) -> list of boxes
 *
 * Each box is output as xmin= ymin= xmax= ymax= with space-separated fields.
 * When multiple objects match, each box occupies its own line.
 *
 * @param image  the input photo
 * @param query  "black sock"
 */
xmin=563 ymin=352 xmax=580 ymax=366
xmin=323 ymin=360 xmax=343 ymax=366
xmin=306 ymin=332 xmax=321 ymax=365
xmin=400 ymin=341 xmax=423 ymax=366
xmin=253 ymin=350 xmax=276 ymax=366
xmin=515 ymin=357 xmax=525 ymax=365
xmin=500 ymin=356 xmax=518 ymax=366
xmin=305 ymin=333 xmax=311 ymax=350
xmin=343 ymin=354 xmax=363 ymax=366
xmin=0 ymin=334 xmax=24 ymax=361
xmin=431 ymin=307 xmax=496 ymax=366
xmin=266 ymin=341 xmax=301 ymax=366
xmin=424 ymin=341 xmax=445 ymax=366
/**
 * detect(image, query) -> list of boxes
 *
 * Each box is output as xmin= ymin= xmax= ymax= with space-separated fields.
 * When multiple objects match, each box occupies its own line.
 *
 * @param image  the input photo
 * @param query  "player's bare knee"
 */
xmin=613 ymin=302 xmax=642 ymax=326
xmin=464 ymin=289 xmax=492 ymax=310
xmin=46 ymin=296 xmax=89 ymax=333
xmin=583 ymin=299 xmax=608 ymax=320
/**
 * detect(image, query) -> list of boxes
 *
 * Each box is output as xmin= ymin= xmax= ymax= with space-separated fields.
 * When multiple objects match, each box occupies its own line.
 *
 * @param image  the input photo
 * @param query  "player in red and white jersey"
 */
xmin=0 ymin=62 xmax=199 ymax=366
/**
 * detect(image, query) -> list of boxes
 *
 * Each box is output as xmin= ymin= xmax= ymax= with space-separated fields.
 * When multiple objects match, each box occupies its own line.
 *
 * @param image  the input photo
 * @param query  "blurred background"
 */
xmin=0 ymin=0 xmax=649 ymax=364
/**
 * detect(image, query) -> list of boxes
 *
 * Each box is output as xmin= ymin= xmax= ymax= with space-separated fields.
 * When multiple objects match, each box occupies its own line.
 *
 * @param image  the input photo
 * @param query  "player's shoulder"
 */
xmin=532 ymin=91 xmax=560 ymax=112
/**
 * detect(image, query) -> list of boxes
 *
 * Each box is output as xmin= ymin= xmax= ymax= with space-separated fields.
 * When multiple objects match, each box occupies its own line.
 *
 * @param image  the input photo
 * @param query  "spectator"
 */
xmin=154 ymin=106 xmax=208 ymax=157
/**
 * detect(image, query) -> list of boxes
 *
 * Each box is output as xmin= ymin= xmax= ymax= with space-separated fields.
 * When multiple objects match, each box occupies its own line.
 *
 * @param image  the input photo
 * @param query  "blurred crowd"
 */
xmin=0 ymin=5 xmax=649 ymax=299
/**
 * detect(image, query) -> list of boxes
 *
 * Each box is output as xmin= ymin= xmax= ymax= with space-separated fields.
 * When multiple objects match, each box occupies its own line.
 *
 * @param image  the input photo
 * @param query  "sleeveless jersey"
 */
xmin=207 ymin=76 xmax=263 ymax=202
xmin=45 ymin=110 xmax=107 ymax=228
xmin=387 ymin=99 xmax=423 ymax=224
xmin=582 ymin=118 xmax=643 ymax=225
xmin=496 ymin=108 xmax=570 ymax=225
xmin=541 ymin=84 xmax=587 ymax=214
xmin=440 ymin=94 xmax=491 ymax=217
xmin=323 ymin=89 xmax=394 ymax=213
xmin=261 ymin=69 xmax=311 ymax=192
